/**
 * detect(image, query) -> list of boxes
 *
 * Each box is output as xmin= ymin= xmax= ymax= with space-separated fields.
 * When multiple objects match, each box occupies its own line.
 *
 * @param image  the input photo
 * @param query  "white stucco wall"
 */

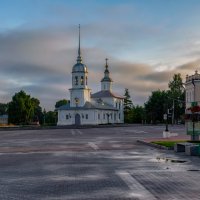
xmin=57 ymin=108 xmax=123 ymax=125
xmin=70 ymin=88 xmax=91 ymax=107
xmin=92 ymin=96 xmax=124 ymax=123
xmin=185 ymin=80 xmax=200 ymax=109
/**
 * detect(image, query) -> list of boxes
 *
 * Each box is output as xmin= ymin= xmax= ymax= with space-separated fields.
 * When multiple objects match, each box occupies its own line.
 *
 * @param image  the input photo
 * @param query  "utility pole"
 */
xmin=172 ymin=99 xmax=175 ymax=125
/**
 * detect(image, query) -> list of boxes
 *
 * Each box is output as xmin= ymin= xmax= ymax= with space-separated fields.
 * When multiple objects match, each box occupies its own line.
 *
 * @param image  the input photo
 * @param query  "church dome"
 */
xmin=72 ymin=63 xmax=88 ymax=73
xmin=101 ymin=76 xmax=112 ymax=82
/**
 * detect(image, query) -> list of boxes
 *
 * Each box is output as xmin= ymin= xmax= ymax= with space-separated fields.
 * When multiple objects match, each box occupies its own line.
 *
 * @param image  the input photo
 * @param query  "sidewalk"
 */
xmin=137 ymin=134 xmax=191 ymax=150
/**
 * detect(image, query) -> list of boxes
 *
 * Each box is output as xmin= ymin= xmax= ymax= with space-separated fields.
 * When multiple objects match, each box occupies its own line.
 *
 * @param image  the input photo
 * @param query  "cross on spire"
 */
xmin=105 ymin=58 xmax=108 ymax=69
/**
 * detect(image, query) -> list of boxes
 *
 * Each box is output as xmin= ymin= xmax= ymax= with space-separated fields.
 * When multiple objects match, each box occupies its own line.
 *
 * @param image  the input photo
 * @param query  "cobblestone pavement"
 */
xmin=0 ymin=125 xmax=200 ymax=200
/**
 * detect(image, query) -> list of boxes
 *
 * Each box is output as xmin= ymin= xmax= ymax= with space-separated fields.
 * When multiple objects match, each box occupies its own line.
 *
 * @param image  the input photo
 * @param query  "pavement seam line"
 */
xmin=116 ymin=170 xmax=157 ymax=200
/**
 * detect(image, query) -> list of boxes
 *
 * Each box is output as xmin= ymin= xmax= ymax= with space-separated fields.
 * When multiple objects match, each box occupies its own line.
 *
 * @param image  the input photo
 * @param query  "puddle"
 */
xmin=156 ymin=157 xmax=187 ymax=163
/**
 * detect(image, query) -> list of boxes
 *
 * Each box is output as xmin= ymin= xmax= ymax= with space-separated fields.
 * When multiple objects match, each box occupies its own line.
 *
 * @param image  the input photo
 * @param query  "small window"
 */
xmin=119 ymin=102 xmax=121 ymax=109
xmin=98 ymin=114 xmax=100 ymax=119
xmin=116 ymin=102 xmax=117 ymax=108
xmin=86 ymin=114 xmax=88 ymax=119
xmin=114 ymin=114 xmax=116 ymax=120
xmin=110 ymin=113 xmax=112 ymax=119
xmin=103 ymin=114 xmax=105 ymax=119
xmin=119 ymin=113 xmax=120 ymax=119
xmin=81 ymin=76 xmax=84 ymax=85
xmin=66 ymin=115 xmax=69 ymax=120
xmin=86 ymin=77 xmax=88 ymax=85
xmin=75 ymin=98 xmax=79 ymax=106
xmin=75 ymin=76 xmax=78 ymax=85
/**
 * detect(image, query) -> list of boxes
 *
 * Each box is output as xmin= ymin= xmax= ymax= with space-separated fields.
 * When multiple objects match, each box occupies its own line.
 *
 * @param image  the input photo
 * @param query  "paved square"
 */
xmin=0 ymin=125 xmax=200 ymax=199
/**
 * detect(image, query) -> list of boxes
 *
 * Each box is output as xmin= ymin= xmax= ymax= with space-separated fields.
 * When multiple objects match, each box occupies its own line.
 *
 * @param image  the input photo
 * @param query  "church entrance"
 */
xmin=75 ymin=113 xmax=81 ymax=125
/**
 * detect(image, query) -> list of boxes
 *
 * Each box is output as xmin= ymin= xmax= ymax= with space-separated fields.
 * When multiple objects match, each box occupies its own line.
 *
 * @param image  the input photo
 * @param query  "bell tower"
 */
xmin=69 ymin=25 xmax=91 ymax=107
xmin=101 ymin=58 xmax=113 ymax=91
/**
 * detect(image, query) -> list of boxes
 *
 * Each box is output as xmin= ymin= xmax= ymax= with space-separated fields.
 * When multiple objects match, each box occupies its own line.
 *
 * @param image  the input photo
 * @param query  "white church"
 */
xmin=57 ymin=26 xmax=124 ymax=125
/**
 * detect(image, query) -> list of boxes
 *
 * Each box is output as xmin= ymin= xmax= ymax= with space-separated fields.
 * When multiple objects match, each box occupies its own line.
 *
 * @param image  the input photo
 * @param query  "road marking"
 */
xmin=129 ymin=130 xmax=148 ymax=134
xmin=116 ymin=170 xmax=156 ymax=200
xmin=71 ymin=130 xmax=75 ymax=135
xmin=76 ymin=129 xmax=82 ymax=135
xmin=88 ymin=142 xmax=99 ymax=150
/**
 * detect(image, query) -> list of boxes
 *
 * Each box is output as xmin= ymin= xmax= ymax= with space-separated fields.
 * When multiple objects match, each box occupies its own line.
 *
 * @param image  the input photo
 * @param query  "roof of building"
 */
xmin=72 ymin=63 xmax=88 ymax=73
xmin=101 ymin=58 xmax=113 ymax=82
xmin=56 ymin=100 xmax=118 ymax=111
xmin=91 ymin=90 xmax=124 ymax=99
xmin=101 ymin=76 xmax=113 ymax=82
xmin=186 ymin=70 xmax=200 ymax=83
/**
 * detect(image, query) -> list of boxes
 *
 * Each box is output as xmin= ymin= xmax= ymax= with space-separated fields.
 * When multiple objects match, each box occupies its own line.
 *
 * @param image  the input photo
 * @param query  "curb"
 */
xmin=137 ymin=140 xmax=174 ymax=150
xmin=0 ymin=124 xmax=131 ymax=132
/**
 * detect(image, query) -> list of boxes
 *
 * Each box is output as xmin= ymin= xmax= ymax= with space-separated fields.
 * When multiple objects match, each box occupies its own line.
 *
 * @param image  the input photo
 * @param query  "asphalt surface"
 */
xmin=0 ymin=125 xmax=200 ymax=200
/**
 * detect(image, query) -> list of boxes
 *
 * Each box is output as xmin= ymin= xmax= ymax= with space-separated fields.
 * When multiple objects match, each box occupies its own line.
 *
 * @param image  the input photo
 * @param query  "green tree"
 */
xmin=55 ymin=99 xmax=70 ymax=109
xmin=124 ymin=88 xmax=133 ymax=123
xmin=145 ymin=90 xmax=168 ymax=124
xmin=168 ymin=73 xmax=185 ymax=123
xmin=45 ymin=111 xmax=57 ymax=125
xmin=8 ymin=91 xmax=42 ymax=124
xmin=31 ymin=98 xmax=43 ymax=124
xmin=0 ymin=103 xmax=8 ymax=115
xmin=132 ymin=105 xmax=145 ymax=123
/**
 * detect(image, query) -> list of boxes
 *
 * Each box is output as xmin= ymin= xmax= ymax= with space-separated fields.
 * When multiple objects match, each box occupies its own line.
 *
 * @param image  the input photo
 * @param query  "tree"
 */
xmin=168 ymin=73 xmax=184 ymax=97
xmin=145 ymin=90 xmax=168 ymax=124
xmin=31 ymin=98 xmax=43 ymax=124
xmin=168 ymin=73 xmax=185 ymax=123
xmin=0 ymin=103 xmax=8 ymax=115
xmin=8 ymin=91 xmax=42 ymax=124
xmin=132 ymin=105 xmax=145 ymax=123
xmin=45 ymin=111 xmax=57 ymax=125
xmin=55 ymin=99 xmax=70 ymax=109
xmin=124 ymin=88 xmax=133 ymax=123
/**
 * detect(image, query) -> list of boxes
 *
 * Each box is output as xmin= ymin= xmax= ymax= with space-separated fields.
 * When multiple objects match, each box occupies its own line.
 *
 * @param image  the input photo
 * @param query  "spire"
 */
xmin=77 ymin=24 xmax=82 ymax=63
xmin=105 ymin=58 xmax=108 ymax=69
xmin=104 ymin=58 xmax=109 ymax=74
xmin=101 ymin=58 xmax=112 ymax=82
xmin=101 ymin=58 xmax=113 ymax=91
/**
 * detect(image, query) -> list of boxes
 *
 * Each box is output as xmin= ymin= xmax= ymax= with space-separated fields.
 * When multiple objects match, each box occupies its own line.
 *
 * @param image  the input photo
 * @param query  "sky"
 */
xmin=0 ymin=0 xmax=200 ymax=110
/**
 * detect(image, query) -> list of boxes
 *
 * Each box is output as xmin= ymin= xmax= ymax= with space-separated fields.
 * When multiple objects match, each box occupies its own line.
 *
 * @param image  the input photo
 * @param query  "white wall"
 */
xmin=185 ymin=80 xmax=200 ymax=109
xmin=57 ymin=108 xmax=123 ymax=125
xmin=92 ymin=97 xmax=124 ymax=123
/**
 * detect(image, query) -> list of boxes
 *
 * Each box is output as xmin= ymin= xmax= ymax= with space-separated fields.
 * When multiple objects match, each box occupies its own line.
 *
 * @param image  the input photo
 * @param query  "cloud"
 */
xmin=0 ymin=17 xmax=200 ymax=110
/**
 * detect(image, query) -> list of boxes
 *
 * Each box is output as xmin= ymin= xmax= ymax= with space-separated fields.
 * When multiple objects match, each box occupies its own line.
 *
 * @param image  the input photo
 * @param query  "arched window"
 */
xmin=75 ymin=98 xmax=79 ymax=107
xmin=75 ymin=76 xmax=78 ymax=85
xmin=81 ymin=76 xmax=84 ymax=85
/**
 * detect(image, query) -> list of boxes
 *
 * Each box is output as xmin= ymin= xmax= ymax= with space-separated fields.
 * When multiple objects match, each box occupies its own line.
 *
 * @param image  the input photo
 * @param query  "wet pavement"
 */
xmin=0 ymin=125 xmax=199 ymax=200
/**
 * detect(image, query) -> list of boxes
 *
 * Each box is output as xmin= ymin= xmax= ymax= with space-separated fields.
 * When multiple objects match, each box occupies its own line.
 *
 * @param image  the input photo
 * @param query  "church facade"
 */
xmin=57 ymin=26 xmax=124 ymax=125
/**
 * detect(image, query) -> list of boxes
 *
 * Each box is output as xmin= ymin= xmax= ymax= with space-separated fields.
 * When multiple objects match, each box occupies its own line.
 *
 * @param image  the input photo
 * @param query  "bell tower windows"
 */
xmin=75 ymin=76 xmax=78 ymax=85
xmin=81 ymin=76 xmax=84 ymax=85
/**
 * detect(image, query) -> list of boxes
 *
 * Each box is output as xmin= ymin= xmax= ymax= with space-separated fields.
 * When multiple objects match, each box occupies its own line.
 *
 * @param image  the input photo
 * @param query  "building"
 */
xmin=0 ymin=114 xmax=8 ymax=125
xmin=57 ymin=26 xmax=124 ymax=125
xmin=185 ymin=70 xmax=200 ymax=109
xmin=185 ymin=70 xmax=200 ymax=140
